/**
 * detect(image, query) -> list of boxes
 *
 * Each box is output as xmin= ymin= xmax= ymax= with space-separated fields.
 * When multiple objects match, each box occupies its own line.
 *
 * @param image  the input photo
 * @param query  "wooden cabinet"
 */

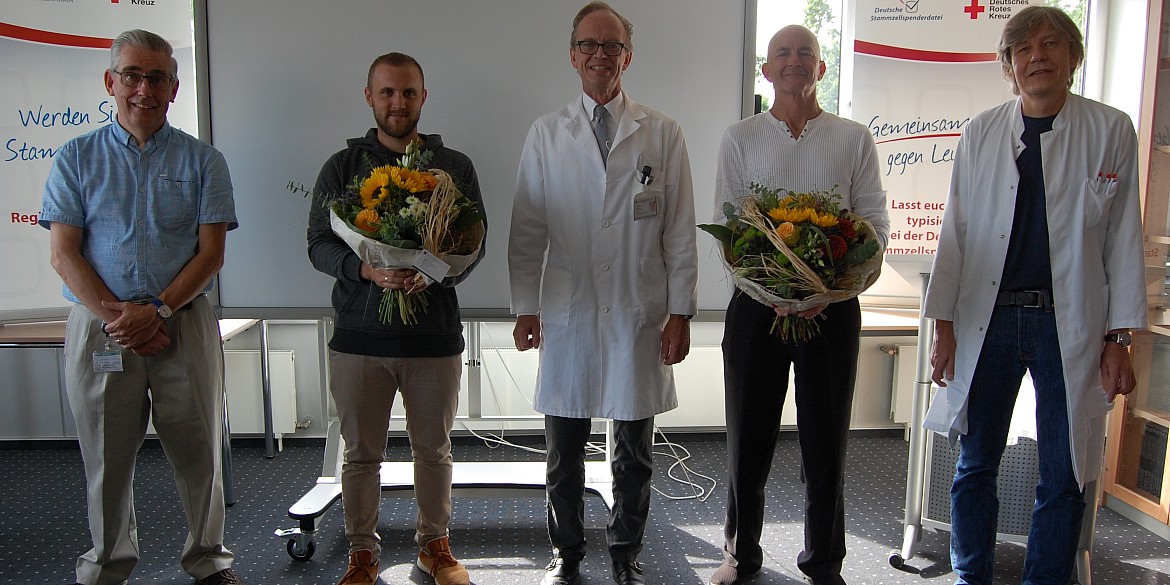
xmin=1103 ymin=0 xmax=1170 ymax=528
xmin=1105 ymin=331 xmax=1170 ymax=522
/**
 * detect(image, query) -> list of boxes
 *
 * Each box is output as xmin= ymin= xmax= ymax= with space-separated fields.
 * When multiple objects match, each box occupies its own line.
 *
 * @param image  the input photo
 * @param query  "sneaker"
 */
xmin=417 ymin=536 xmax=470 ymax=585
xmin=338 ymin=549 xmax=380 ymax=585
xmin=709 ymin=562 xmax=754 ymax=585
xmin=195 ymin=568 xmax=244 ymax=585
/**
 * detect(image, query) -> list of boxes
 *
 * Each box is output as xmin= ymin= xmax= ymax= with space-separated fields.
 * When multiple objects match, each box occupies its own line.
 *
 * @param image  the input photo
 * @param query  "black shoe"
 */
xmin=612 ymin=560 xmax=647 ymax=585
xmin=540 ymin=557 xmax=580 ymax=585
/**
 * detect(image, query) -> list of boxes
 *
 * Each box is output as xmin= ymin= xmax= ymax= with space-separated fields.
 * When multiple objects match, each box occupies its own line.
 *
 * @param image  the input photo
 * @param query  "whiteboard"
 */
xmin=204 ymin=0 xmax=746 ymax=318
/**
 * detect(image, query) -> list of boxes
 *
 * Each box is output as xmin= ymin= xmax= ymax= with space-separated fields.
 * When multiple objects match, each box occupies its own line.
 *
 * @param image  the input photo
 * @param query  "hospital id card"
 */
xmin=93 ymin=350 xmax=123 ymax=373
xmin=633 ymin=190 xmax=659 ymax=221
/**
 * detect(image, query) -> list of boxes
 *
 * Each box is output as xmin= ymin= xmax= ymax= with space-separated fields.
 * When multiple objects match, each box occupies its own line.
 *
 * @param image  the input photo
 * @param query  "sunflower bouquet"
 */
xmin=314 ymin=139 xmax=484 ymax=325
xmin=700 ymin=183 xmax=882 ymax=342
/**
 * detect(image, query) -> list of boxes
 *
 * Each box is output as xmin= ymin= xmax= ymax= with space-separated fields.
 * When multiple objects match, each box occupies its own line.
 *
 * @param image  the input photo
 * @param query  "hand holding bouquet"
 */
xmin=302 ymin=139 xmax=484 ymax=324
xmin=700 ymin=184 xmax=883 ymax=342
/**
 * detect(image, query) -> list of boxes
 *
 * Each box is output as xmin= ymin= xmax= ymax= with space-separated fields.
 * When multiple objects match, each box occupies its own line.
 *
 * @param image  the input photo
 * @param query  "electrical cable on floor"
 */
xmin=460 ymin=325 xmax=717 ymax=502
xmin=651 ymin=428 xmax=718 ymax=502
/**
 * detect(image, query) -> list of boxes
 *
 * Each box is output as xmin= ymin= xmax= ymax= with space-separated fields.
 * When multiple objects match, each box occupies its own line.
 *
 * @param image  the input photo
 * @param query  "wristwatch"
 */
xmin=150 ymin=298 xmax=174 ymax=321
xmin=1104 ymin=331 xmax=1132 ymax=348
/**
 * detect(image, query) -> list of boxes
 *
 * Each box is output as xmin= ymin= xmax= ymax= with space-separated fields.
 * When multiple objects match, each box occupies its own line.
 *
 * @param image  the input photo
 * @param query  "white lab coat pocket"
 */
xmin=1083 ymin=176 xmax=1118 ymax=228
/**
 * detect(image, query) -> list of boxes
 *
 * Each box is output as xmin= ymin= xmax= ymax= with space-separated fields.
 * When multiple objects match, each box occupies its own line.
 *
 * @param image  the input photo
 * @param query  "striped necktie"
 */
xmin=593 ymin=104 xmax=610 ymax=165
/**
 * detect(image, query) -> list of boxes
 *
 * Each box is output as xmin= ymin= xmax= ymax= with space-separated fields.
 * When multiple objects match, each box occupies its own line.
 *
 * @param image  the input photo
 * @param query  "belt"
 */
xmin=177 ymin=300 xmax=197 ymax=311
xmin=995 ymin=289 xmax=1053 ymax=309
xmin=133 ymin=295 xmax=201 ymax=311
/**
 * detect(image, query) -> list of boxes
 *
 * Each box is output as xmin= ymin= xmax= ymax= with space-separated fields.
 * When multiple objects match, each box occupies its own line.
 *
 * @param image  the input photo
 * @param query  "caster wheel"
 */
xmin=888 ymin=550 xmax=905 ymax=569
xmin=287 ymin=536 xmax=316 ymax=561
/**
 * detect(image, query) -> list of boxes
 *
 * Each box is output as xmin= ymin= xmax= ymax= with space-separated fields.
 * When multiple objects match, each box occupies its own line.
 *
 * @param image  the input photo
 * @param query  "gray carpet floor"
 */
xmin=2 ymin=432 xmax=1168 ymax=584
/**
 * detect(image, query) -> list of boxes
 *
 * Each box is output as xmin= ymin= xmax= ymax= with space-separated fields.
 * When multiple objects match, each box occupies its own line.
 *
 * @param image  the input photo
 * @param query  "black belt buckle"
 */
xmin=1020 ymin=290 xmax=1041 ymax=308
xmin=996 ymin=289 xmax=1053 ymax=309
xmin=1019 ymin=289 xmax=1051 ymax=309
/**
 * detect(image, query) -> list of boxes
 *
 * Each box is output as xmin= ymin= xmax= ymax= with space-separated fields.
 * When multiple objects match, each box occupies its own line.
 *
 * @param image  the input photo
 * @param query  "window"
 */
xmin=754 ymin=0 xmax=1087 ymax=114
xmin=755 ymin=0 xmax=844 ymax=114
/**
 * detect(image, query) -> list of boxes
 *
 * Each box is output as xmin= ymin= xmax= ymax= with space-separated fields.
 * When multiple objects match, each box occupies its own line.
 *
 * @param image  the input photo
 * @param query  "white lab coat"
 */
xmin=923 ymin=94 xmax=1148 ymax=486
xmin=508 ymin=93 xmax=698 ymax=420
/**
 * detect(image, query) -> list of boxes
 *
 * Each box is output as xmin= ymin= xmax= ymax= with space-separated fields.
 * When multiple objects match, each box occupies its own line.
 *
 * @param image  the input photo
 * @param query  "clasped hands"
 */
xmin=100 ymin=300 xmax=169 ymax=357
xmin=773 ymin=303 xmax=826 ymax=319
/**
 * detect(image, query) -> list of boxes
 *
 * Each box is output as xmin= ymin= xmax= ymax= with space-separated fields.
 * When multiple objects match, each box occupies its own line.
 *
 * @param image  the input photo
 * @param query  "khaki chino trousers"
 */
xmin=329 ymin=351 xmax=462 ymax=554
xmin=65 ymin=297 xmax=233 ymax=585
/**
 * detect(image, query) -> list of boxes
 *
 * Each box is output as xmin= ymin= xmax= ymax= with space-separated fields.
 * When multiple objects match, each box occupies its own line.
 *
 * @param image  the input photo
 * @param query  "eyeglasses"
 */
xmin=575 ymin=40 xmax=626 ymax=57
xmin=112 ymin=69 xmax=174 ymax=90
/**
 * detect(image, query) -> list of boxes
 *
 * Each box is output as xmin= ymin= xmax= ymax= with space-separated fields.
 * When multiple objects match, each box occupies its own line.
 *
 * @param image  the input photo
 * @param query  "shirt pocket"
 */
xmin=153 ymin=176 xmax=199 ymax=230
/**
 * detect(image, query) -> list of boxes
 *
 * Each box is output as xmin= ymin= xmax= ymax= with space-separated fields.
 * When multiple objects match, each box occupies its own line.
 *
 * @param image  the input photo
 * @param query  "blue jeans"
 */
xmin=950 ymin=306 xmax=1085 ymax=585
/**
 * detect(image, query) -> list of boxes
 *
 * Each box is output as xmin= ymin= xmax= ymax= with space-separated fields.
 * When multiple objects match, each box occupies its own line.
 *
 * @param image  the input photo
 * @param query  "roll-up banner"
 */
xmin=1 ymin=0 xmax=196 ymax=322
xmin=849 ymin=0 xmax=1042 ymax=256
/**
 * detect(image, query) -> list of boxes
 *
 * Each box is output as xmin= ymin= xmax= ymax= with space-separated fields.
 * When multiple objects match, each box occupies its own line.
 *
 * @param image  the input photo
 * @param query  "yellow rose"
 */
xmin=776 ymin=221 xmax=800 ymax=247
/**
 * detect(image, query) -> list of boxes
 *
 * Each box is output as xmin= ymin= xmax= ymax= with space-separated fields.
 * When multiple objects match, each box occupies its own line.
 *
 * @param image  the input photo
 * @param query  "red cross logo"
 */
xmin=964 ymin=0 xmax=986 ymax=19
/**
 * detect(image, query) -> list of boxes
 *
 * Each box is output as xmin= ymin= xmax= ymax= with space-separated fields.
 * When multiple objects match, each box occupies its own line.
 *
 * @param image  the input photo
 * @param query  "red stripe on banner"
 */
xmin=854 ymin=40 xmax=996 ymax=63
xmin=0 ymin=22 xmax=112 ymax=49
xmin=876 ymin=133 xmax=963 ymax=145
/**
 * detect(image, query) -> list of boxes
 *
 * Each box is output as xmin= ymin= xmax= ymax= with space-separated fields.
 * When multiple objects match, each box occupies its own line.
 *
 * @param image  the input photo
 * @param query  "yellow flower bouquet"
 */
xmin=700 ymin=184 xmax=883 ymax=342
xmin=322 ymin=139 xmax=484 ymax=324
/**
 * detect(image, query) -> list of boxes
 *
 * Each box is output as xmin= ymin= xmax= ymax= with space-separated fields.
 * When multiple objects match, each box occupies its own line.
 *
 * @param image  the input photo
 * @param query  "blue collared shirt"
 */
xmin=40 ymin=121 xmax=237 ymax=303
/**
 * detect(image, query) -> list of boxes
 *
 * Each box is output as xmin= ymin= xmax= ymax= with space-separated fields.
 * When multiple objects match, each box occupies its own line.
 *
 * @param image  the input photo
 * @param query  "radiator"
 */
xmin=890 ymin=344 xmax=917 ymax=425
xmin=223 ymin=349 xmax=297 ymax=437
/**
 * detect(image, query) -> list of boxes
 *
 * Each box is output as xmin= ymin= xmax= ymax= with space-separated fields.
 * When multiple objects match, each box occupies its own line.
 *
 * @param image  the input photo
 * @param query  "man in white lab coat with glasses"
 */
xmin=508 ymin=2 xmax=698 ymax=584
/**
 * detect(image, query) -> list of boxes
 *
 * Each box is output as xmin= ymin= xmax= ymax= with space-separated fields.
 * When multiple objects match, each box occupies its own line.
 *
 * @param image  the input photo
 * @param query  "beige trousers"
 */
xmin=328 ymin=351 xmax=462 ymax=554
xmin=65 ymin=297 xmax=233 ymax=585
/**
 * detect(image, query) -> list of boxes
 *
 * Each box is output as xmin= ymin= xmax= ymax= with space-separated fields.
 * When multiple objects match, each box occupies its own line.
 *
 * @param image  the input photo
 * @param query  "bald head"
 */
xmin=762 ymin=24 xmax=825 ymax=107
xmin=767 ymin=25 xmax=820 ymax=62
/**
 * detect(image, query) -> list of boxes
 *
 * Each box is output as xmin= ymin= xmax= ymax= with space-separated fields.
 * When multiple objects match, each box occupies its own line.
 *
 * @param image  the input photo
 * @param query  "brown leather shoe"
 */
xmin=417 ymin=536 xmax=470 ymax=585
xmin=195 ymin=568 xmax=244 ymax=585
xmin=338 ymin=549 xmax=380 ymax=585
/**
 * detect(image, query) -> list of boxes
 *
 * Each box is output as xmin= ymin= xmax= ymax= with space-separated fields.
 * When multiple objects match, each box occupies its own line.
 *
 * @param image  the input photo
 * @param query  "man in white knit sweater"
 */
xmin=708 ymin=25 xmax=889 ymax=585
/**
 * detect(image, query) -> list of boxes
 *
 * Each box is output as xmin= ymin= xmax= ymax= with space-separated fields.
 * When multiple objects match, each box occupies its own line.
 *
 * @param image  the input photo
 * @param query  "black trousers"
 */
xmin=720 ymin=291 xmax=860 ymax=583
xmin=544 ymin=414 xmax=654 ymax=563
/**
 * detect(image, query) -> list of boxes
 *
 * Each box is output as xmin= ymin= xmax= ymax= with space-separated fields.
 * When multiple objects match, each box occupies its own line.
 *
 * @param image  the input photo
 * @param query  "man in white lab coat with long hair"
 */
xmin=925 ymin=6 xmax=1147 ymax=584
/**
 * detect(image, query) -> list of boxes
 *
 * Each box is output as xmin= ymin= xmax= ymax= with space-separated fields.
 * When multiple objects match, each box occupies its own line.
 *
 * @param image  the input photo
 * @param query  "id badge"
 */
xmin=93 ymin=350 xmax=123 ymax=373
xmin=633 ymin=189 xmax=659 ymax=221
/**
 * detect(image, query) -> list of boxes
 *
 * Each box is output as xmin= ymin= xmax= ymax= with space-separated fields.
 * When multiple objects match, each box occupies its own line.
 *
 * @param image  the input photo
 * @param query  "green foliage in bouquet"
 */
xmin=700 ymin=183 xmax=881 ymax=342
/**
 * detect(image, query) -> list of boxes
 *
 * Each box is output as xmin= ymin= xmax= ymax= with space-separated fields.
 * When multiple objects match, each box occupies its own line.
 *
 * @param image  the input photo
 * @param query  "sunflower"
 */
xmin=359 ymin=166 xmax=393 ymax=209
xmin=390 ymin=167 xmax=438 ymax=193
xmin=770 ymin=206 xmax=839 ymax=228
